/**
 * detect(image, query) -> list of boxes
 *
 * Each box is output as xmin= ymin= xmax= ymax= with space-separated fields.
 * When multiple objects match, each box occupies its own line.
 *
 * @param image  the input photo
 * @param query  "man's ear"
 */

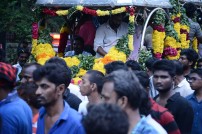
xmin=117 ymin=96 xmax=128 ymax=109
xmin=57 ymin=84 xmax=66 ymax=95
xmin=91 ymin=83 xmax=97 ymax=92
xmin=188 ymin=61 xmax=193 ymax=66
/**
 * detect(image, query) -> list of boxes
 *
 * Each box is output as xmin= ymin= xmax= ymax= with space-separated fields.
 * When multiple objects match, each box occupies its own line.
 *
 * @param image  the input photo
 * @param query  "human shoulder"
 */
xmin=186 ymin=93 xmax=195 ymax=100
xmin=145 ymin=115 xmax=167 ymax=134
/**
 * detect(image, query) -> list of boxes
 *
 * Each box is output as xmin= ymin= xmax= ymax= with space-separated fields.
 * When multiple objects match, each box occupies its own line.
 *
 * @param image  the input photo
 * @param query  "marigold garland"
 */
xmin=193 ymin=37 xmax=199 ymax=53
xmin=32 ymin=6 xmax=135 ymax=84
xmin=152 ymin=10 xmax=166 ymax=59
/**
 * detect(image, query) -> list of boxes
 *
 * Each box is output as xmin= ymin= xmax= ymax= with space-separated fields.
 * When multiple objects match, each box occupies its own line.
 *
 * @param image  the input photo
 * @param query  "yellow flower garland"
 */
xmin=96 ymin=10 xmax=110 ymax=16
xmin=92 ymin=62 xmax=106 ymax=74
xmin=56 ymin=10 xmax=69 ymax=16
xmin=128 ymin=34 xmax=134 ymax=51
xmin=63 ymin=57 xmax=80 ymax=67
xmin=193 ymin=37 xmax=198 ymax=53
xmin=111 ymin=7 xmax=126 ymax=14
xmin=152 ymin=30 xmax=165 ymax=54
xmin=76 ymin=68 xmax=87 ymax=77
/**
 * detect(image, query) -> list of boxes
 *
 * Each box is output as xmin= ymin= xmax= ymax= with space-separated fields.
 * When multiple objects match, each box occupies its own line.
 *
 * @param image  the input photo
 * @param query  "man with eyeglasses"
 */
xmin=186 ymin=69 xmax=202 ymax=134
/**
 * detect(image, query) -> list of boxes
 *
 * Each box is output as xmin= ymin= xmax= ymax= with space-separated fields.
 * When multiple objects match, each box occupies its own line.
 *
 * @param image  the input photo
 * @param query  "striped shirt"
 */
xmin=150 ymin=99 xmax=180 ymax=134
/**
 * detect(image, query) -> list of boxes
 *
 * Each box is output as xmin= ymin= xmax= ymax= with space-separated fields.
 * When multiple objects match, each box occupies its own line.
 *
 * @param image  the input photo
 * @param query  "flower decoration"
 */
xmin=63 ymin=57 xmax=80 ymax=67
xmin=152 ymin=10 xmax=166 ymax=59
xmin=71 ymin=77 xmax=82 ymax=85
xmin=180 ymin=7 xmax=190 ymax=49
xmin=32 ymin=6 xmax=136 ymax=84
xmin=92 ymin=62 xmax=106 ymax=74
xmin=163 ymin=21 xmax=179 ymax=60
xmin=56 ymin=10 xmax=69 ymax=16
xmin=192 ymin=37 xmax=199 ymax=53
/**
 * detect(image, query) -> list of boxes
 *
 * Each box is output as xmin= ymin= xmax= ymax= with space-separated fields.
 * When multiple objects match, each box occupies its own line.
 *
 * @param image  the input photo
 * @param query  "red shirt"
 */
xmin=78 ymin=20 xmax=96 ymax=47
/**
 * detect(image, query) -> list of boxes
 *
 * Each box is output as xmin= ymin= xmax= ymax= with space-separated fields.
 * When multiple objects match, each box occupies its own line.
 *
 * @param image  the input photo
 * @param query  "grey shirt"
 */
xmin=188 ymin=18 xmax=202 ymax=46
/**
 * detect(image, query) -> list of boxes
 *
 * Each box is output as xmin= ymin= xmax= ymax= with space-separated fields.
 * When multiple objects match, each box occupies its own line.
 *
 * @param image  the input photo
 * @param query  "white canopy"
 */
xmin=35 ymin=0 xmax=172 ymax=8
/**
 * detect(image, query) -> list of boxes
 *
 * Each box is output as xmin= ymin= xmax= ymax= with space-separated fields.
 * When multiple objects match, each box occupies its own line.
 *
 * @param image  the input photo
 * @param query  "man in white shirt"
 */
xmin=94 ymin=13 xmax=128 ymax=57
xmin=13 ymin=49 xmax=30 ymax=82
xmin=173 ymin=60 xmax=193 ymax=97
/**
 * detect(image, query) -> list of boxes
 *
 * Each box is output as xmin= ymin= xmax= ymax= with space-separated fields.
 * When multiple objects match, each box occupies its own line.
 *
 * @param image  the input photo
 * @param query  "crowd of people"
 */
xmin=0 ymin=2 xmax=202 ymax=134
xmin=1 ymin=49 xmax=202 ymax=134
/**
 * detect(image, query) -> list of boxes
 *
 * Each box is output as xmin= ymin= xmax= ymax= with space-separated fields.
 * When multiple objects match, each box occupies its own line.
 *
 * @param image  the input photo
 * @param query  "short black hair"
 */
xmin=133 ymin=71 xmax=151 ymax=116
xmin=197 ymin=58 xmax=202 ymax=67
xmin=183 ymin=2 xmax=197 ymax=18
xmin=82 ymin=103 xmax=129 ymax=134
xmin=104 ymin=70 xmax=146 ymax=110
xmin=33 ymin=63 xmax=71 ymax=88
xmin=86 ymin=70 xmax=104 ymax=94
xmin=46 ymin=57 xmax=67 ymax=67
xmin=23 ymin=62 xmax=41 ymax=70
xmin=125 ymin=60 xmax=141 ymax=71
xmin=17 ymin=48 xmax=30 ymax=57
xmin=180 ymin=48 xmax=198 ymax=68
xmin=134 ymin=71 xmax=150 ymax=89
xmin=152 ymin=59 xmax=176 ymax=77
xmin=191 ymin=68 xmax=202 ymax=78
xmin=172 ymin=60 xmax=184 ymax=76
xmin=104 ymin=61 xmax=128 ymax=74
xmin=45 ymin=57 xmax=72 ymax=78
xmin=145 ymin=57 xmax=158 ymax=71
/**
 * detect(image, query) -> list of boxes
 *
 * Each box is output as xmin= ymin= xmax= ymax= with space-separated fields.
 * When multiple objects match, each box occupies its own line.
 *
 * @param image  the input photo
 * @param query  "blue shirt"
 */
xmin=0 ymin=90 xmax=32 ymax=134
xmin=65 ymin=50 xmax=92 ymax=57
xmin=131 ymin=116 xmax=160 ymax=134
xmin=186 ymin=93 xmax=202 ymax=134
xmin=37 ymin=101 xmax=85 ymax=134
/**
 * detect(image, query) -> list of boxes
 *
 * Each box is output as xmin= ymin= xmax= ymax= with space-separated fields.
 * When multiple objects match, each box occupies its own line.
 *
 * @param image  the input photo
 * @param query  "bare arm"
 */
xmin=97 ymin=46 xmax=107 ymax=57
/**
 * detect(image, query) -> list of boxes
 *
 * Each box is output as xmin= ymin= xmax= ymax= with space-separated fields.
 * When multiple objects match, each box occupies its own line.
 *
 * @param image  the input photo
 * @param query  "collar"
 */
xmin=168 ymin=92 xmax=180 ymax=102
xmin=187 ymin=92 xmax=202 ymax=102
xmin=39 ymin=101 xmax=69 ymax=121
xmin=176 ymin=78 xmax=187 ymax=88
xmin=0 ymin=90 xmax=18 ymax=105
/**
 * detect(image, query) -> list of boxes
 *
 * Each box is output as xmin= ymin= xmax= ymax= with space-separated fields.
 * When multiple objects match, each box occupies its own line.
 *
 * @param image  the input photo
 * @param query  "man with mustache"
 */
xmin=33 ymin=63 xmax=85 ymax=134
xmin=153 ymin=60 xmax=194 ymax=133
xmin=178 ymin=48 xmax=198 ymax=79
xmin=94 ymin=13 xmax=128 ymax=57
xmin=19 ymin=62 xmax=41 ymax=134
xmin=13 ymin=49 xmax=30 ymax=81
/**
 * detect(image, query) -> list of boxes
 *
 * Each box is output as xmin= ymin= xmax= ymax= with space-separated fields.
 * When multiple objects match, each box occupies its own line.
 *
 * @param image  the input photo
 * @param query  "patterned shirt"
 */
xmin=150 ymin=99 xmax=180 ymax=134
xmin=131 ymin=116 xmax=160 ymax=134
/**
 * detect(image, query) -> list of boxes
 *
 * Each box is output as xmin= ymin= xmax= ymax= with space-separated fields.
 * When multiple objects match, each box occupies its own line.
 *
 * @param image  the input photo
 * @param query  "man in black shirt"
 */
xmin=153 ymin=59 xmax=194 ymax=133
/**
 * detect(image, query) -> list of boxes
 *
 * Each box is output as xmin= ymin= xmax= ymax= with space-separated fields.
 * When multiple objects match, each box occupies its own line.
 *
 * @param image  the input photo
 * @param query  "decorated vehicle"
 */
xmin=32 ymin=0 xmax=201 ymax=84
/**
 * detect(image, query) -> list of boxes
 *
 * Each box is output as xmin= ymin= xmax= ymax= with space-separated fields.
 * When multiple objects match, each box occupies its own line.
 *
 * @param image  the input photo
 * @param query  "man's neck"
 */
xmin=45 ymin=99 xmax=64 ymax=117
xmin=183 ymin=67 xmax=191 ymax=77
xmin=175 ymin=75 xmax=185 ymax=86
xmin=30 ymin=105 xmax=39 ymax=116
xmin=87 ymin=93 xmax=101 ymax=105
xmin=157 ymin=89 xmax=174 ymax=107
xmin=125 ymin=108 xmax=141 ymax=134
